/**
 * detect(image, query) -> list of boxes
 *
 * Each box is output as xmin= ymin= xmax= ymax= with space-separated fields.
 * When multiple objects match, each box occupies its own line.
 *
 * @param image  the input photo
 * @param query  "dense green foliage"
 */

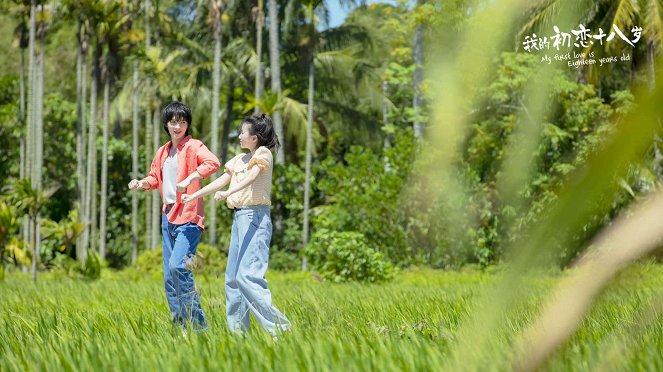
xmin=455 ymin=52 xmax=652 ymax=266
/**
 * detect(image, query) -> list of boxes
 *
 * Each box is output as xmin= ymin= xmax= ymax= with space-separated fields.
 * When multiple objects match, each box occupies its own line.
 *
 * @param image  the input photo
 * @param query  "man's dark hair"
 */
xmin=162 ymin=101 xmax=192 ymax=136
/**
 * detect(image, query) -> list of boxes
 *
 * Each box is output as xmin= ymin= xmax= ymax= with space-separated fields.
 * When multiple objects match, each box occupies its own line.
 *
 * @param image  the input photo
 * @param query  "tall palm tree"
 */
xmin=209 ymin=0 xmax=224 ymax=247
xmin=150 ymin=0 xmax=162 ymax=252
xmin=254 ymin=0 xmax=265 ymax=114
xmin=128 ymin=0 xmax=143 ymax=263
xmin=62 ymin=0 xmax=93 ymax=263
xmin=302 ymin=2 xmax=317 ymax=271
xmin=144 ymin=106 xmax=152 ymax=250
xmin=26 ymin=0 xmax=35 ymax=187
xmin=144 ymin=0 xmax=153 ymax=251
xmin=98 ymin=0 xmax=127 ymax=260
xmin=19 ymin=11 xmax=28 ymax=255
xmin=86 ymin=37 xmax=101 ymax=256
xmin=25 ymin=0 xmax=36 ymax=257
xmin=72 ymin=0 xmax=108 ymax=259
xmin=100 ymin=73 xmax=110 ymax=259
xmin=132 ymin=57 xmax=140 ymax=262
xmin=10 ymin=2 xmax=30 ymax=182
xmin=10 ymin=0 xmax=32 ymax=256
xmin=34 ymin=1 xmax=45 ymax=191
xmin=382 ymin=80 xmax=391 ymax=170
xmin=268 ymin=0 xmax=285 ymax=164
xmin=32 ymin=1 xmax=49 ymax=273
xmin=76 ymin=15 xmax=89 ymax=264
xmin=152 ymin=103 xmax=160 ymax=251
xmin=412 ymin=0 xmax=424 ymax=139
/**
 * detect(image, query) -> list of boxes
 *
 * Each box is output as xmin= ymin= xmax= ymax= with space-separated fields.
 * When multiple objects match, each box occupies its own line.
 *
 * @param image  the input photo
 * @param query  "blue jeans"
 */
xmin=161 ymin=208 xmax=207 ymax=331
xmin=226 ymin=205 xmax=290 ymax=335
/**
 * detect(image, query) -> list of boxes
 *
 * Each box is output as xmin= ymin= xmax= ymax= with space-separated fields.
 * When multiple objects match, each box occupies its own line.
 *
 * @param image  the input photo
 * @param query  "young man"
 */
xmin=128 ymin=101 xmax=220 ymax=331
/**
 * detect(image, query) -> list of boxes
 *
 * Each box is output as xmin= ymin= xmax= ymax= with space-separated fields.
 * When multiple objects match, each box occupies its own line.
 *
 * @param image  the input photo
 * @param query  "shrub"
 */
xmin=304 ymin=229 xmax=395 ymax=283
xmin=269 ymin=249 xmax=301 ymax=272
xmin=186 ymin=243 xmax=228 ymax=279
xmin=51 ymin=251 xmax=101 ymax=281
xmin=74 ymin=252 xmax=102 ymax=280
xmin=313 ymin=130 xmax=416 ymax=265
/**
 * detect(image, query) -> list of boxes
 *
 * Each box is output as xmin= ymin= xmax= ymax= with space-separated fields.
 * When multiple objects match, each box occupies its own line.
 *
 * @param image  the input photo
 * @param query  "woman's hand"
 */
xmin=214 ymin=191 xmax=229 ymax=201
xmin=181 ymin=193 xmax=197 ymax=204
xmin=128 ymin=179 xmax=144 ymax=190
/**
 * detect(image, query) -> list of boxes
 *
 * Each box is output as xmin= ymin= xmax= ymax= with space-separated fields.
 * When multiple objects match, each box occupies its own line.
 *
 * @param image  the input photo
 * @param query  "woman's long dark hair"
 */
xmin=241 ymin=113 xmax=280 ymax=152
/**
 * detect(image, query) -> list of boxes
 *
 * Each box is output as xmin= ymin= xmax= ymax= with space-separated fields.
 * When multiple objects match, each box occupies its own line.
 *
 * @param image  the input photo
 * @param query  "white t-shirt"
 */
xmin=162 ymin=146 xmax=178 ymax=204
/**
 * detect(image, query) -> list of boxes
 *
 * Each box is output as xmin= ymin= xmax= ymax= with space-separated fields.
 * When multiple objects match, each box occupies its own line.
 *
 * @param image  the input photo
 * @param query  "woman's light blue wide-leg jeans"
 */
xmin=225 ymin=205 xmax=290 ymax=335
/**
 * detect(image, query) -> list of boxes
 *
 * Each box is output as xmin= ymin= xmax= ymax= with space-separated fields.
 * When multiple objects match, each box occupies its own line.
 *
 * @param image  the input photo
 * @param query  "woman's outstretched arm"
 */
xmin=181 ymin=172 xmax=231 ymax=203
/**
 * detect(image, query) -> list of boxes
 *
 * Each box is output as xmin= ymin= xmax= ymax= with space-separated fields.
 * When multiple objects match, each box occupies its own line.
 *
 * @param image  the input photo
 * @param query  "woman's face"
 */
xmin=167 ymin=117 xmax=188 ymax=142
xmin=238 ymin=123 xmax=258 ymax=150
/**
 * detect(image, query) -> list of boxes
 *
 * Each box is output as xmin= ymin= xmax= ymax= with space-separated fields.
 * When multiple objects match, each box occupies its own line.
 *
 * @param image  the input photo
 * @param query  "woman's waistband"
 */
xmin=231 ymin=205 xmax=270 ymax=212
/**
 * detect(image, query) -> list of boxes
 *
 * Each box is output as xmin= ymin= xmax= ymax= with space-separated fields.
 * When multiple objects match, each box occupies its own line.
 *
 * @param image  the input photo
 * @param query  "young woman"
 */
xmin=182 ymin=114 xmax=290 ymax=337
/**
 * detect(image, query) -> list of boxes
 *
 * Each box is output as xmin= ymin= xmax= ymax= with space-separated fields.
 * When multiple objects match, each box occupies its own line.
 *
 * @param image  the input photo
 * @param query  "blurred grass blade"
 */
xmin=516 ymin=187 xmax=663 ymax=371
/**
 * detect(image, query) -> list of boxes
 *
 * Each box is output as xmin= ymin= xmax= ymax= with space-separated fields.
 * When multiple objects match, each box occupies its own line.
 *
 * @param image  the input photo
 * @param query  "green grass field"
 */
xmin=2 ymin=264 xmax=663 ymax=371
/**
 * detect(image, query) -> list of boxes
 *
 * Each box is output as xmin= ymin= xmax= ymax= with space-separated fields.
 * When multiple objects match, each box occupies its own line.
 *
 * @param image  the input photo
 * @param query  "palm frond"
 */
xmin=280 ymin=95 xmax=309 ymax=152
xmin=169 ymin=29 xmax=211 ymax=60
xmin=519 ymin=0 xmax=562 ymax=39
xmin=643 ymin=0 xmax=663 ymax=50
xmin=611 ymin=0 xmax=639 ymax=30
xmin=319 ymin=23 xmax=375 ymax=53
xmin=605 ymin=0 xmax=639 ymax=52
